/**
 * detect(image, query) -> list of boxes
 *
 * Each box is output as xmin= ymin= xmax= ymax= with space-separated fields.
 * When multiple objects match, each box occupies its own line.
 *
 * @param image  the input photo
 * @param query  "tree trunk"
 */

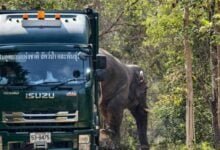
xmin=217 ymin=0 xmax=220 ymax=149
xmin=183 ymin=1 xmax=194 ymax=149
xmin=209 ymin=0 xmax=220 ymax=149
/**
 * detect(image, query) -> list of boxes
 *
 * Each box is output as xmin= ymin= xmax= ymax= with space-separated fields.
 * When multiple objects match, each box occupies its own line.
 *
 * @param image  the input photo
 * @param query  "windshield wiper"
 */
xmin=25 ymin=81 xmax=61 ymax=89
xmin=72 ymin=44 xmax=92 ymax=54
xmin=0 ymin=81 xmax=61 ymax=90
xmin=0 ymin=83 xmax=34 ymax=90
xmin=0 ymin=84 xmax=23 ymax=90
xmin=51 ymin=78 xmax=86 ymax=90
xmin=0 ymin=80 xmax=85 ymax=90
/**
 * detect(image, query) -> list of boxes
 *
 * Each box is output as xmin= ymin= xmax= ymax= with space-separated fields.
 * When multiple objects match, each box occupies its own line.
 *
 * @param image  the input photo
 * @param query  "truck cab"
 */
xmin=0 ymin=9 xmax=103 ymax=150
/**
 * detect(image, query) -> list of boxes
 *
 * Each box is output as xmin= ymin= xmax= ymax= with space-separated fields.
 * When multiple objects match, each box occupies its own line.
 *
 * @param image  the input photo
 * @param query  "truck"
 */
xmin=0 ymin=8 xmax=105 ymax=150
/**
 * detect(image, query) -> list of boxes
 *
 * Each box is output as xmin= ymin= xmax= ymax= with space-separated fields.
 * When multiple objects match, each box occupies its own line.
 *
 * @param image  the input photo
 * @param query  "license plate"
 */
xmin=30 ymin=132 xmax=51 ymax=143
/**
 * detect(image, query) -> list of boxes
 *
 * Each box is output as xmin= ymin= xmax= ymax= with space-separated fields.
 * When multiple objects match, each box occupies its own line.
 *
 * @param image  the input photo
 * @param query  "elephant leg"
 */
xmin=106 ymin=100 xmax=124 ymax=144
xmin=100 ymin=101 xmax=109 ymax=128
xmin=130 ymin=105 xmax=149 ymax=150
xmin=99 ymin=100 xmax=124 ymax=149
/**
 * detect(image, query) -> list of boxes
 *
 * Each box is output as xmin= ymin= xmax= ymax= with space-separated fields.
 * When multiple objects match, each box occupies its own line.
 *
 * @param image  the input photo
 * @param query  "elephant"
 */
xmin=99 ymin=49 xmax=149 ymax=150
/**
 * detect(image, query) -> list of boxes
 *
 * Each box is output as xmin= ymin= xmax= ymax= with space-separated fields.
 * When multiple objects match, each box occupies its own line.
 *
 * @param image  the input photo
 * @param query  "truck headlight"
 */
xmin=0 ymin=136 xmax=2 ymax=150
xmin=79 ymin=135 xmax=90 ymax=150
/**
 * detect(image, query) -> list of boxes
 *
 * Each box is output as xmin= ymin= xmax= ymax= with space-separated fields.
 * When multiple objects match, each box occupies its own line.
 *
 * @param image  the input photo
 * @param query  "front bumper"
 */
xmin=0 ymin=129 xmax=98 ymax=150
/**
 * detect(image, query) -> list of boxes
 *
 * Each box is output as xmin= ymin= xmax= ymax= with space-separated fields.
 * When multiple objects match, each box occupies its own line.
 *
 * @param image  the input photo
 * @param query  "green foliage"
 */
xmin=0 ymin=0 xmax=90 ymax=10
xmin=151 ymin=142 xmax=214 ymax=150
xmin=196 ymin=142 xmax=214 ymax=150
xmin=121 ymin=110 xmax=137 ymax=150
xmin=0 ymin=0 xmax=216 ymax=149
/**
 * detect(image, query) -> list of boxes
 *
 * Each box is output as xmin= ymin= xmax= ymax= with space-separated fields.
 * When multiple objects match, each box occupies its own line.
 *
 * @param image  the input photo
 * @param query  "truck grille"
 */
xmin=2 ymin=111 xmax=78 ymax=124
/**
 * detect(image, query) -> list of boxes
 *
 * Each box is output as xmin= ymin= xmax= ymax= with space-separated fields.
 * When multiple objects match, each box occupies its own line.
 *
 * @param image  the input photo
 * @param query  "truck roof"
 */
xmin=0 ymin=11 xmax=91 ymax=45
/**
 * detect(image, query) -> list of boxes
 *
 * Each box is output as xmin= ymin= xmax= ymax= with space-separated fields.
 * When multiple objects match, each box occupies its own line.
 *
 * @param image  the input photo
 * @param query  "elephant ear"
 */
xmin=135 ymin=70 xmax=144 ymax=83
xmin=132 ymin=69 xmax=147 ymax=100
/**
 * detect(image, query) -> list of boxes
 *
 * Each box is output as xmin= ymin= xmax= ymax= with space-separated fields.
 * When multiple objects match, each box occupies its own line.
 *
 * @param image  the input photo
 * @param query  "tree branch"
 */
xmin=99 ymin=10 xmax=124 ymax=38
xmin=99 ymin=0 xmax=140 ymax=38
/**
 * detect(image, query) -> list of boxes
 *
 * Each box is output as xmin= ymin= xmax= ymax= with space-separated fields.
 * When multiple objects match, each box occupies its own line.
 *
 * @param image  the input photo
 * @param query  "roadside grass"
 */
xmin=150 ymin=142 xmax=214 ymax=150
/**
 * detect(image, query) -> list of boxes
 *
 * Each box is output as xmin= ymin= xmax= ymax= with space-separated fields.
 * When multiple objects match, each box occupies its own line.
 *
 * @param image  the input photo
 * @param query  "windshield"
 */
xmin=0 ymin=51 xmax=90 ymax=85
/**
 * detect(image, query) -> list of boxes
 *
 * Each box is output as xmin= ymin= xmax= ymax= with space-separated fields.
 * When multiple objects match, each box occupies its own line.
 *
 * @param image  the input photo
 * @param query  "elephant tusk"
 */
xmin=140 ymin=145 xmax=150 ymax=150
xmin=144 ymin=108 xmax=151 ymax=113
xmin=140 ymin=79 xmax=144 ymax=83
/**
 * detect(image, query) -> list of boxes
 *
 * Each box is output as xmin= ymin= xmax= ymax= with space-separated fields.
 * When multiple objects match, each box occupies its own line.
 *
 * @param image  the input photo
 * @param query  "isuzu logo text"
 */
xmin=25 ymin=93 xmax=55 ymax=99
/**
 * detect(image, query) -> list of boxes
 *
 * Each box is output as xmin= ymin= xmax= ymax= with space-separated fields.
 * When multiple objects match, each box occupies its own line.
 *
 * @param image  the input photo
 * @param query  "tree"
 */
xmin=217 ymin=1 xmax=220 ymax=149
xmin=0 ymin=0 xmax=216 ymax=149
xmin=183 ymin=0 xmax=195 ymax=149
xmin=209 ymin=0 xmax=220 ymax=148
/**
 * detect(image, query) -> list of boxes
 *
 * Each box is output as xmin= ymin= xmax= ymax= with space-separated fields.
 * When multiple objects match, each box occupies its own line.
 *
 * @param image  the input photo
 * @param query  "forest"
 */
xmin=1 ymin=0 xmax=220 ymax=149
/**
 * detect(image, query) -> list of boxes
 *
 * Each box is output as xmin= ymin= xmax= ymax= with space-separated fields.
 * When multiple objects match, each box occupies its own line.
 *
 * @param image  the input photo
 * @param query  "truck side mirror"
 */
xmin=96 ymin=54 xmax=106 ymax=69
